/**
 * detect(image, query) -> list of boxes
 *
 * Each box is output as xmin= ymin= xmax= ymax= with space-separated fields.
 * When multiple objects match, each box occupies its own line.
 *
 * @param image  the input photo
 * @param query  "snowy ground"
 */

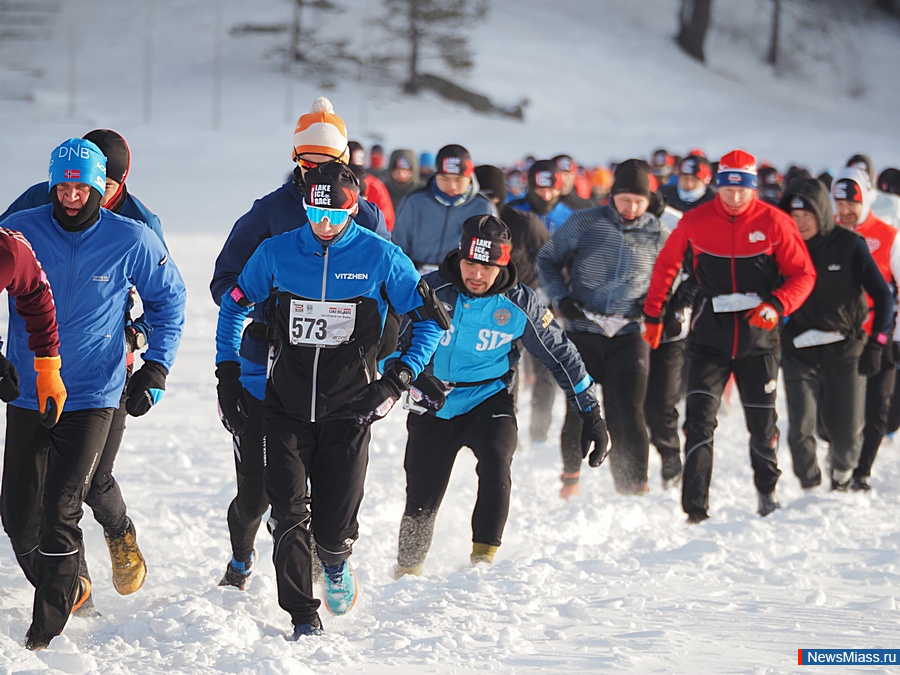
xmin=2 ymin=0 xmax=900 ymax=673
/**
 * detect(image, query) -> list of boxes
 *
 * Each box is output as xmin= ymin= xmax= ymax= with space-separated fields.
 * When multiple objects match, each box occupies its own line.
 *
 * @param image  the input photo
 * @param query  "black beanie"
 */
xmin=303 ymin=162 xmax=360 ymax=209
xmin=436 ymin=144 xmax=474 ymax=177
xmin=611 ymin=159 xmax=652 ymax=198
xmin=459 ymin=215 xmax=512 ymax=267
xmin=475 ymin=165 xmax=507 ymax=202
xmin=877 ymin=168 xmax=900 ymax=196
xmin=83 ymin=129 xmax=130 ymax=184
xmin=528 ymin=159 xmax=561 ymax=191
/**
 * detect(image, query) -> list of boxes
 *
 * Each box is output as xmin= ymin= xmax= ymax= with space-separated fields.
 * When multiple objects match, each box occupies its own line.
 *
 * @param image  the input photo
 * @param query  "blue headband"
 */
xmin=717 ymin=170 xmax=758 ymax=190
xmin=48 ymin=138 xmax=107 ymax=194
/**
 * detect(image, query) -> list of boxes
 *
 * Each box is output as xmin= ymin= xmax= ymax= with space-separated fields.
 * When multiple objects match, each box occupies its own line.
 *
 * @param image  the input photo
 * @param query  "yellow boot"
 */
xmin=392 ymin=563 xmax=424 ymax=579
xmin=470 ymin=543 xmax=499 ymax=566
xmin=105 ymin=518 xmax=147 ymax=595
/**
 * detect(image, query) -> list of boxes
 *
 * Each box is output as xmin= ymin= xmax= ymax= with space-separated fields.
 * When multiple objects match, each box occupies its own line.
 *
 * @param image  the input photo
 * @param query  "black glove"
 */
xmin=0 ymin=353 xmax=20 ymax=402
xmin=407 ymin=372 xmax=448 ymax=414
xmin=215 ymin=361 xmax=249 ymax=436
xmin=125 ymin=360 xmax=168 ymax=417
xmin=579 ymin=407 xmax=610 ymax=468
xmin=557 ymin=297 xmax=586 ymax=321
xmin=858 ymin=338 xmax=885 ymax=377
xmin=347 ymin=361 xmax=413 ymax=426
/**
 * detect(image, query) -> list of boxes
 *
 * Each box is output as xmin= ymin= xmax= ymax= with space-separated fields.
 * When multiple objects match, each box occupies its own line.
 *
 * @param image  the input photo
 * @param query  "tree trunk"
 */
xmin=767 ymin=0 xmax=781 ymax=66
xmin=404 ymin=0 xmax=421 ymax=93
xmin=676 ymin=0 xmax=712 ymax=63
xmin=290 ymin=0 xmax=304 ymax=62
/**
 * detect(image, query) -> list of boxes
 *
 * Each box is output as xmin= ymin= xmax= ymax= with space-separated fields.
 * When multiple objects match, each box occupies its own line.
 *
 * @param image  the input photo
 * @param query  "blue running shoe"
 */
xmin=218 ymin=550 xmax=255 ymax=590
xmin=322 ymin=560 xmax=359 ymax=616
xmin=290 ymin=613 xmax=324 ymax=639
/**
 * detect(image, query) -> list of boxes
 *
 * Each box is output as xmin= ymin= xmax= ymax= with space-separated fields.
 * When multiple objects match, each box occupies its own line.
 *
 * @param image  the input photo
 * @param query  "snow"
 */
xmin=1 ymin=0 xmax=900 ymax=672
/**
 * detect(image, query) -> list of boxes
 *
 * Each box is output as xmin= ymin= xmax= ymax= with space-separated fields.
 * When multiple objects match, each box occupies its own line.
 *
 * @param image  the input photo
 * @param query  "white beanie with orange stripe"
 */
xmin=292 ymin=96 xmax=349 ymax=164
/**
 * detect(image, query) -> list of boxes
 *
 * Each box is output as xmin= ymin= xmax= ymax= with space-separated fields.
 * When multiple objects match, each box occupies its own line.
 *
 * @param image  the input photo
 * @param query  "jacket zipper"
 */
xmin=310 ymin=246 xmax=329 ymax=422
xmin=730 ymin=215 xmax=739 ymax=359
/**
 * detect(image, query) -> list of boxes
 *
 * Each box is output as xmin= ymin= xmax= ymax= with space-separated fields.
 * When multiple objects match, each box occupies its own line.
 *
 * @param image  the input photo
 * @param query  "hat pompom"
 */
xmin=310 ymin=96 xmax=335 ymax=114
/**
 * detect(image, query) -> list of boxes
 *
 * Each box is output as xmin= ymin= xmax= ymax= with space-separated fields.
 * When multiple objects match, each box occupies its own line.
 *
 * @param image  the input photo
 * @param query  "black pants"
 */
xmin=645 ymin=339 xmax=687 ymax=462
xmin=855 ymin=346 xmax=896 ymax=479
xmin=560 ymin=332 xmax=650 ymax=491
xmin=226 ymin=392 xmax=267 ymax=563
xmin=84 ymin=371 xmax=133 ymax=537
xmin=782 ymin=350 xmax=865 ymax=486
xmin=1 ymin=406 xmax=114 ymax=645
xmin=682 ymin=350 xmax=781 ymax=517
xmin=398 ymin=390 xmax=518 ymax=568
xmin=263 ymin=406 xmax=369 ymax=626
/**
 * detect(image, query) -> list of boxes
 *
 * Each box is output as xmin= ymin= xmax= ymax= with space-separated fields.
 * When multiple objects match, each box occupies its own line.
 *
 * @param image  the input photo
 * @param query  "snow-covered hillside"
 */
xmin=1 ymin=1 xmax=900 ymax=672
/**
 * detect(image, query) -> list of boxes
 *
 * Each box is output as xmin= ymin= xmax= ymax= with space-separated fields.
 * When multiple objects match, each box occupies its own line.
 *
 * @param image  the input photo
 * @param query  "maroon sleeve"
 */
xmin=0 ymin=229 xmax=60 ymax=357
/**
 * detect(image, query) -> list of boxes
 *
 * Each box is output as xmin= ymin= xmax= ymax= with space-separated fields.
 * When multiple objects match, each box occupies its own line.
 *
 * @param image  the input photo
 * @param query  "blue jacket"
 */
xmin=216 ymin=222 xmax=442 ymax=422
xmin=1 ymin=181 xmax=167 ymax=249
xmin=508 ymin=195 xmax=576 ymax=236
xmin=392 ymin=176 xmax=497 ymax=271
xmin=210 ymin=172 xmax=389 ymax=399
xmin=398 ymin=252 xmax=597 ymax=419
xmin=3 ymin=205 xmax=186 ymax=411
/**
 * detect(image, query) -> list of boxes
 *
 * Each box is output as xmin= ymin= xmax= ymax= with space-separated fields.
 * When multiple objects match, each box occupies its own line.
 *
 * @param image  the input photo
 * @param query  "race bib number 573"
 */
xmin=289 ymin=300 xmax=357 ymax=347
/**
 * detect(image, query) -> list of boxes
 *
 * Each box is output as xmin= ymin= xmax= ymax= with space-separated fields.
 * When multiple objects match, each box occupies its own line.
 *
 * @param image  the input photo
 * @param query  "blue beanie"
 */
xmin=48 ymin=138 xmax=107 ymax=194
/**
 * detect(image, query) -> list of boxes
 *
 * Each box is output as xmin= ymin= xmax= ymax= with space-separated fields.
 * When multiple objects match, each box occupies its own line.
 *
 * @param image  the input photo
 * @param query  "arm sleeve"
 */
xmin=858 ymin=235 xmax=897 ymax=340
xmin=214 ymin=241 xmax=277 ymax=364
xmin=643 ymin=223 xmax=690 ymax=319
xmin=383 ymin=248 xmax=442 ymax=376
xmin=770 ymin=218 xmax=817 ymax=315
xmin=515 ymin=286 xmax=597 ymax=413
xmin=534 ymin=215 xmax=583 ymax=305
xmin=0 ymin=231 xmax=60 ymax=357
xmin=127 ymin=228 xmax=187 ymax=371
xmin=210 ymin=200 xmax=271 ymax=306
xmin=356 ymin=198 xmax=391 ymax=241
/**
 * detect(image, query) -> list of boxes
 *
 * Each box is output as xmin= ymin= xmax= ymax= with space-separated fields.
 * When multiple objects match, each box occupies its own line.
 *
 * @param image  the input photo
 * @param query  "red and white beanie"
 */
xmin=717 ymin=149 xmax=758 ymax=189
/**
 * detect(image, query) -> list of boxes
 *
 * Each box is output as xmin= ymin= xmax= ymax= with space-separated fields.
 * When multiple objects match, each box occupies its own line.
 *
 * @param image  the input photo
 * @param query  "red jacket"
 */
xmin=0 ymin=228 xmax=60 ymax=357
xmin=364 ymin=174 xmax=396 ymax=231
xmin=644 ymin=196 xmax=815 ymax=358
xmin=853 ymin=212 xmax=899 ymax=335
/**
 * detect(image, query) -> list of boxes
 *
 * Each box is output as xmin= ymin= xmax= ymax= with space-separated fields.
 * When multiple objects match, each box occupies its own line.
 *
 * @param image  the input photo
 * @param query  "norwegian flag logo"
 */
xmin=64 ymin=169 xmax=80 ymax=179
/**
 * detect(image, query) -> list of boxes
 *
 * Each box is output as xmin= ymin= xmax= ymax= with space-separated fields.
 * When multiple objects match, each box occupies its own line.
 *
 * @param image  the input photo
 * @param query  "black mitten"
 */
xmin=858 ymin=338 xmax=885 ymax=377
xmin=125 ymin=360 xmax=167 ymax=416
xmin=579 ymin=406 xmax=610 ymax=467
xmin=0 ymin=353 xmax=20 ymax=402
xmin=557 ymin=297 xmax=586 ymax=321
xmin=407 ymin=372 xmax=448 ymax=413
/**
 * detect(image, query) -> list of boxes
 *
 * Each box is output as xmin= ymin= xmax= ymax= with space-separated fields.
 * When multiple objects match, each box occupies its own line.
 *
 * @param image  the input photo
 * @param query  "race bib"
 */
xmin=711 ymin=293 xmax=762 ymax=313
xmin=792 ymin=329 xmax=846 ymax=349
xmin=583 ymin=311 xmax=635 ymax=338
xmin=288 ymin=300 xmax=356 ymax=347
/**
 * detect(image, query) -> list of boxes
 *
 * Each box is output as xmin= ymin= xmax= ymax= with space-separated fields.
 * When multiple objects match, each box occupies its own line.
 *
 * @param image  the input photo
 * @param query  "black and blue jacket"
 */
xmin=397 ymin=252 xmax=597 ymax=420
xmin=216 ymin=221 xmax=442 ymax=423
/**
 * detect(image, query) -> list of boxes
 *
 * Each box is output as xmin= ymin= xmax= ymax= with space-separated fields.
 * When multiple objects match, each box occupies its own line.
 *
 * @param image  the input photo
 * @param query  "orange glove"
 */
xmin=35 ymin=356 xmax=67 ymax=428
xmin=746 ymin=302 xmax=780 ymax=331
xmin=642 ymin=318 xmax=664 ymax=349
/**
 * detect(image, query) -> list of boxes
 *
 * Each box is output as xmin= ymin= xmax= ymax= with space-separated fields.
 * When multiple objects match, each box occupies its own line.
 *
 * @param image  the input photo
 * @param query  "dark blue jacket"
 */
xmin=3 ymin=205 xmax=185 ymax=411
xmin=216 ymin=222 xmax=441 ymax=422
xmin=210 ymin=172 xmax=389 ymax=399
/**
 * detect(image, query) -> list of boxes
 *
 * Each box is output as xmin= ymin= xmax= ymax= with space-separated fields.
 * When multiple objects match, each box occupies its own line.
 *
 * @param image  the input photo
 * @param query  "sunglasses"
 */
xmin=303 ymin=201 xmax=354 ymax=226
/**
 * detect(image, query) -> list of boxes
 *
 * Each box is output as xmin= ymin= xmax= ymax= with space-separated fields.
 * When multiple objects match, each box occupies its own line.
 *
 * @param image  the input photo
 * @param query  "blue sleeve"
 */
xmin=128 ymin=227 xmax=187 ymax=371
xmin=514 ymin=285 xmax=597 ymax=412
xmin=0 ymin=183 xmax=50 ymax=224
xmin=382 ymin=247 xmax=441 ymax=376
xmin=215 ymin=241 xmax=277 ymax=363
xmin=355 ymin=199 xmax=390 ymax=241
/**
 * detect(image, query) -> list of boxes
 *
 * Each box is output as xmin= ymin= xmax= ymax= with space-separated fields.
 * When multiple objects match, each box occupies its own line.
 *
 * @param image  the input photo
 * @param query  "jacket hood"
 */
xmin=832 ymin=166 xmax=873 ymax=224
xmin=388 ymin=149 xmax=419 ymax=177
xmin=779 ymin=177 xmax=835 ymax=237
xmin=439 ymin=250 xmax=518 ymax=297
